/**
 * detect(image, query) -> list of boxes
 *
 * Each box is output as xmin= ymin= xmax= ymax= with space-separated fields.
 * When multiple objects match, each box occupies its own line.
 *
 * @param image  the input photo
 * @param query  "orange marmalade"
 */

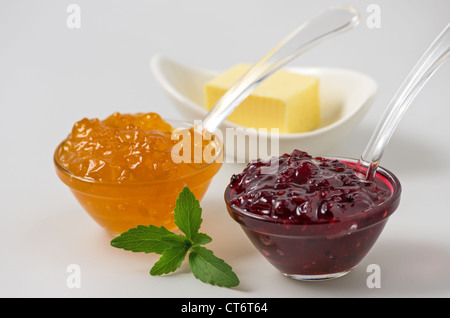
xmin=54 ymin=112 xmax=222 ymax=234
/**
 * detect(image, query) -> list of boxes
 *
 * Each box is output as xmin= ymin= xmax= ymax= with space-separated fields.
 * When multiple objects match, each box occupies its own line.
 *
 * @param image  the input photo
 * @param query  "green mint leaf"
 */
xmin=111 ymin=186 xmax=240 ymax=288
xmin=161 ymin=234 xmax=192 ymax=249
xmin=189 ymin=246 xmax=240 ymax=288
xmin=150 ymin=245 xmax=189 ymax=276
xmin=173 ymin=187 xmax=202 ymax=239
xmin=191 ymin=232 xmax=212 ymax=247
xmin=110 ymin=224 xmax=177 ymax=254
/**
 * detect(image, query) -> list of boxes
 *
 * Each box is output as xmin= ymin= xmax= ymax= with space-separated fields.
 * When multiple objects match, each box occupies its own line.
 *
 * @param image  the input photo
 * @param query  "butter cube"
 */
xmin=205 ymin=63 xmax=320 ymax=134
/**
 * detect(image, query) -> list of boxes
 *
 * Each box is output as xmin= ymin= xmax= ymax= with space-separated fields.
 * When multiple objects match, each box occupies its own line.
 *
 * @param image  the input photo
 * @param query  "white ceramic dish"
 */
xmin=150 ymin=54 xmax=378 ymax=162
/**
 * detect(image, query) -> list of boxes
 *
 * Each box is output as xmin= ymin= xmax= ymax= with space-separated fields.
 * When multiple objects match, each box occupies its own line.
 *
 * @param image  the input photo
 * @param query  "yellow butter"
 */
xmin=205 ymin=63 xmax=320 ymax=134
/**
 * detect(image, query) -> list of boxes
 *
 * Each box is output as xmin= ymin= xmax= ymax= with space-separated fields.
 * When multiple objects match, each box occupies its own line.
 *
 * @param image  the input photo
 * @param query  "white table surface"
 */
xmin=1 ymin=0 xmax=450 ymax=298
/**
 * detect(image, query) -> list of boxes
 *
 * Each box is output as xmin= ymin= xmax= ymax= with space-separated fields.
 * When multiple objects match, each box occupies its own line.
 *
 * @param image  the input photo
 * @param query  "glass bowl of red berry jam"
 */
xmin=225 ymin=149 xmax=401 ymax=281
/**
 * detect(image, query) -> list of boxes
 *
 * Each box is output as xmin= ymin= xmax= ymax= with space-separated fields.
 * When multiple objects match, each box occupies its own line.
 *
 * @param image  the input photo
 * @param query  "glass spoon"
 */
xmin=355 ymin=23 xmax=450 ymax=181
xmin=200 ymin=5 xmax=360 ymax=134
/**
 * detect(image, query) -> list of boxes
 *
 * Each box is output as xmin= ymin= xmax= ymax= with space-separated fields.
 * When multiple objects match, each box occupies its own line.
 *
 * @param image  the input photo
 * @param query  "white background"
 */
xmin=1 ymin=0 xmax=450 ymax=298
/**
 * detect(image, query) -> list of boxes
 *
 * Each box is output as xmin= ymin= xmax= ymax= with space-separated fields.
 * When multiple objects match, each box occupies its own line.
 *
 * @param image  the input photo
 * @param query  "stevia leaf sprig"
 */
xmin=110 ymin=187 xmax=239 ymax=288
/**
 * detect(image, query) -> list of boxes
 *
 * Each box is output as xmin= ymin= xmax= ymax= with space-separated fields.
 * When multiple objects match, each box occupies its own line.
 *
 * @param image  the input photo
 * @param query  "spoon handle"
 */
xmin=357 ymin=24 xmax=450 ymax=181
xmin=201 ymin=5 xmax=360 ymax=133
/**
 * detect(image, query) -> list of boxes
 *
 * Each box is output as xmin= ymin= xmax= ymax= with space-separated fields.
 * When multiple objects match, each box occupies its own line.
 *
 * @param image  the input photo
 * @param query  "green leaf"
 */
xmin=191 ymin=232 xmax=212 ymax=247
xmin=110 ymin=225 xmax=177 ymax=254
xmin=161 ymin=234 xmax=192 ymax=249
xmin=173 ymin=187 xmax=202 ymax=239
xmin=110 ymin=186 xmax=240 ymax=288
xmin=150 ymin=245 xmax=189 ymax=276
xmin=189 ymin=246 xmax=240 ymax=288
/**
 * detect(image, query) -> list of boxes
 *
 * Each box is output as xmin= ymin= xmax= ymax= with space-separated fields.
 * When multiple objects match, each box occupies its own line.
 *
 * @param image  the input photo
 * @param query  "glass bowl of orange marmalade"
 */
xmin=54 ymin=112 xmax=223 ymax=235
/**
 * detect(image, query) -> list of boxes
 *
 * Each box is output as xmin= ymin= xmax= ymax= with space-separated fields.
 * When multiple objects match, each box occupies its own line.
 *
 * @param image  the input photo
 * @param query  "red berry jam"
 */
xmin=225 ymin=150 xmax=401 ymax=280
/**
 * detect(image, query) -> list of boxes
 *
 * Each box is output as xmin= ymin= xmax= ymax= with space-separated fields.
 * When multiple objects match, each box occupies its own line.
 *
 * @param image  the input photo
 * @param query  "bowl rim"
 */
xmin=224 ymin=156 xmax=402 ymax=227
xmin=54 ymin=118 xmax=224 ymax=187
xmin=150 ymin=54 xmax=379 ymax=140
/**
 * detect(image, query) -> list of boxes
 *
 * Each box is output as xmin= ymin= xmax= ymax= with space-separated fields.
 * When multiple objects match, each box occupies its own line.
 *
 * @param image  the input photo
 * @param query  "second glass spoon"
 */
xmin=355 ymin=23 xmax=450 ymax=181
xmin=200 ymin=5 xmax=360 ymax=134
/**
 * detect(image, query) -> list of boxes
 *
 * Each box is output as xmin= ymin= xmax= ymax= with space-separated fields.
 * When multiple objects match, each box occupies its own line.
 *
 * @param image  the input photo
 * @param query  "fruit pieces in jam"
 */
xmin=225 ymin=149 xmax=400 ymax=278
xmin=54 ymin=112 xmax=222 ymax=234
xmin=57 ymin=112 xmax=217 ymax=183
